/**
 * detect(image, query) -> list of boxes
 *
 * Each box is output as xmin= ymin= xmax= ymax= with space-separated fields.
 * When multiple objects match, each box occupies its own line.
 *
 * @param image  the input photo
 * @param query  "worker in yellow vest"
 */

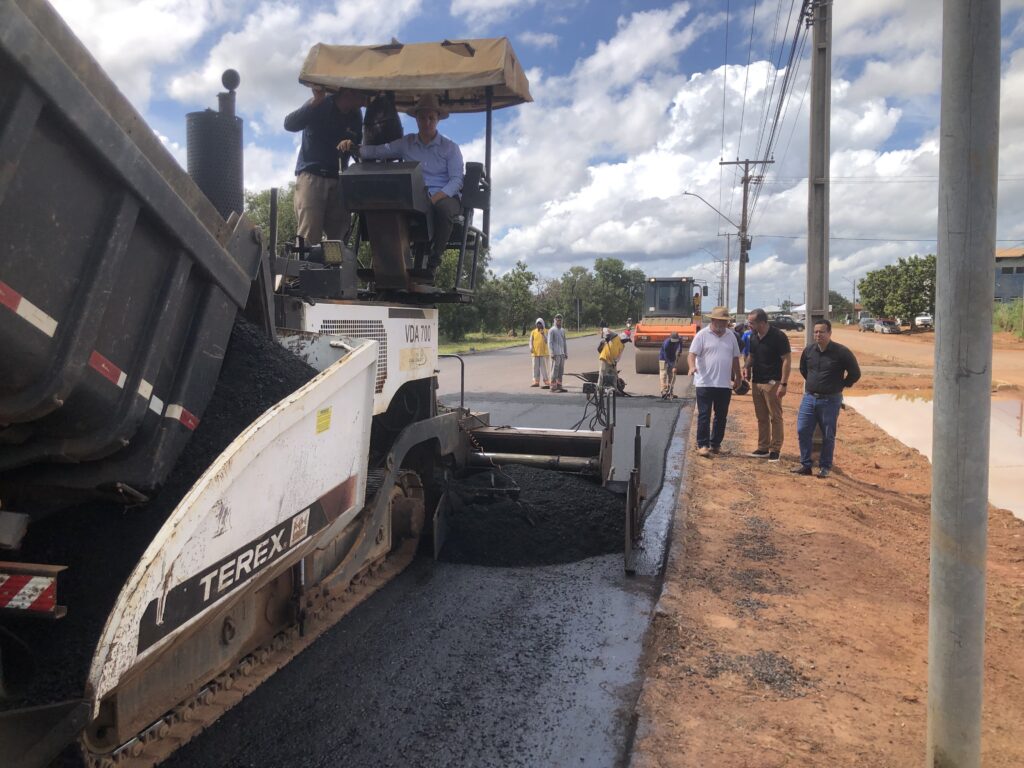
xmin=597 ymin=330 xmax=631 ymax=387
xmin=530 ymin=318 xmax=551 ymax=388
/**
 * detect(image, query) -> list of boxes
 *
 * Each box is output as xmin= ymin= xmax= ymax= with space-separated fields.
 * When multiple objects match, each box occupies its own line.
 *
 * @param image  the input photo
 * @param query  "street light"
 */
xmin=698 ymin=246 xmax=726 ymax=306
xmin=683 ymin=191 xmax=752 ymax=313
xmin=682 ymin=191 xmax=739 ymax=229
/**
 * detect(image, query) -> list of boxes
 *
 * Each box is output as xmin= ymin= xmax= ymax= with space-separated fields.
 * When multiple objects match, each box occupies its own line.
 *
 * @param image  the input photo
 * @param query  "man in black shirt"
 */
xmin=792 ymin=319 xmax=861 ymax=478
xmin=284 ymin=87 xmax=365 ymax=243
xmin=744 ymin=308 xmax=792 ymax=461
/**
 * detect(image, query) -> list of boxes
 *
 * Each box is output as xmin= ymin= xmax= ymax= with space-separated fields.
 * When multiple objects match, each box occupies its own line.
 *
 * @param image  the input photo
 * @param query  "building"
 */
xmin=995 ymin=247 xmax=1024 ymax=302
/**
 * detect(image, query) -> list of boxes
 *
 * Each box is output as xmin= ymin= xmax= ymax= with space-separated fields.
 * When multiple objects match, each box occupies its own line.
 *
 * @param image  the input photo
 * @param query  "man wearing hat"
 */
xmin=284 ymin=87 xmax=366 ymax=243
xmin=658 ymin=331 xmax=683 ymax=399
xmin=687 ymin=306 xmax=743 ymax=457
xmin=547 ymin=313 xmax=568 ymax=393
xmin=529 ymin=317 xmax=551 ymax=388
xmin=343 ymin=94 xmax=464 ymax=275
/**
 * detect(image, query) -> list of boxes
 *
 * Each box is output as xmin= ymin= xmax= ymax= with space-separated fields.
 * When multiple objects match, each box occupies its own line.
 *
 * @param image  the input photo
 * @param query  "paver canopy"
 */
xmin=299 ymin=38 xmax=533 ymax=113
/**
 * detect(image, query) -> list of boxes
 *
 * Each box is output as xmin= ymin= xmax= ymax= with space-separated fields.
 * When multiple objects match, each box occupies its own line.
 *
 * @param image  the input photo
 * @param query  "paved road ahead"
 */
xmin=167 ymin=339 xmax=691 ymax=768
xmin=438 ymin=333 xmax=692 ymax=400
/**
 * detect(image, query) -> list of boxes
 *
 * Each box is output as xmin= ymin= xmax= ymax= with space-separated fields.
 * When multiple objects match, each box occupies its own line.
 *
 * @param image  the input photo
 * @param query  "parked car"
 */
xmin=769 ymin=315 xmax=805 ymax=332
xmin=875 ymin=318 xmax=901 ymax=334
xmin=858 ymin=317 xmax=875 ymax=332
xmin=914 ymin=313 xmax=934 ymax=329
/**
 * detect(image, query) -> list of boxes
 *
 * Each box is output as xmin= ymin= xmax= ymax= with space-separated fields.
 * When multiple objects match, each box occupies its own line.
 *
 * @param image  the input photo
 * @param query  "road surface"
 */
xmin=166 ymin=336 xmax=691 ymax=768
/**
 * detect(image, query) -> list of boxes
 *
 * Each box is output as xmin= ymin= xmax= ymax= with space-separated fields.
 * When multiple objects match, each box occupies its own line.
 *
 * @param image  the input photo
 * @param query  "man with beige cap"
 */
xmin=341 ymin=93 xmax=464 ymax=276
xmin=687 ymin=306 xmax=743 ymax=458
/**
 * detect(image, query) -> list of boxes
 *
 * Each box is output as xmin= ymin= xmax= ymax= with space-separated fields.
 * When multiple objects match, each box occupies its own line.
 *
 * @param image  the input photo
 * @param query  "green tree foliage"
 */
xmin=857 ymin=254 xmax=936 ymax=330
xmin=495 ymin=261 xmax=538 ymax=335
xmin=828 ymin=290 xmax=853 ymax=319
xmin=244 ymin=183 xmax=298 ymax=246
xmin=436 ymin=245 xmax=490 ymax=341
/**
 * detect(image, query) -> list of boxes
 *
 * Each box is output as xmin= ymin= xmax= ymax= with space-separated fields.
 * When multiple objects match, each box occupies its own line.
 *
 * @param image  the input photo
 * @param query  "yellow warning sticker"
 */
xmin=316 ymin=407 xmax=332 ymax=433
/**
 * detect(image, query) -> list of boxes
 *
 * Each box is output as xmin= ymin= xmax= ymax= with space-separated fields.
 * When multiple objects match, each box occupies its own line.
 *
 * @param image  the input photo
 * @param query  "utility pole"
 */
xmin=721 ymin=159 xmax=772 ymax=315
xmin=928 ymin=1 xmax=999 ymax=765
xmin=805 ymin=0 xmax=831 ymax=347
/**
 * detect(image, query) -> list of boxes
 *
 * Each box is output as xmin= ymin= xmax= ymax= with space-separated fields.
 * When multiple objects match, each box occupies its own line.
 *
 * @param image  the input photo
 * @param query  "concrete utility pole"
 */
xmin=805 ymin=0 xmax=831 ymax=347
xmin=928 ymin=1 xmax=1000 ymax=766
xmin=721 ymin=159 xmax=772 ymax=315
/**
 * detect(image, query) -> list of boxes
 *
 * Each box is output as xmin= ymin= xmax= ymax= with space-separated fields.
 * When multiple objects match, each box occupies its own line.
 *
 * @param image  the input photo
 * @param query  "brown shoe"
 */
xmin=530 ymin=383 xmax=540 ymax=387
xmin=711 ymin=446 xmax=731 ymax=456
xmin=697 ymin=446 xmax=712 ymax=458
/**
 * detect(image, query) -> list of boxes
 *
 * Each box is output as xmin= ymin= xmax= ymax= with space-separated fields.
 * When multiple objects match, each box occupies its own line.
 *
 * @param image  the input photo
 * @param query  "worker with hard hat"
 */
xmin=530 ymin=318 xmax=551 ymax=389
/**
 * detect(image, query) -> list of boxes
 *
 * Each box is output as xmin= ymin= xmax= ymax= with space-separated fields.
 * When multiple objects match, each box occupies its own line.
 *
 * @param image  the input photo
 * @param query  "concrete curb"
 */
xmin=627 ymin=403 xmax=698 ymax=768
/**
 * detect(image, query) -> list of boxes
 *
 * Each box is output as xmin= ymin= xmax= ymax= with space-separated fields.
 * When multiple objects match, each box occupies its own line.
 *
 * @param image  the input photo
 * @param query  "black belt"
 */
xmin=300 ymin=168 xmax=338 ymax=179
xmin=808 ymin=391 xmax=840 ymax=397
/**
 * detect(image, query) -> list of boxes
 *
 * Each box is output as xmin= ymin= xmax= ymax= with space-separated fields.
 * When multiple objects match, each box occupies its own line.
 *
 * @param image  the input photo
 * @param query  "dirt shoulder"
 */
xmin=630 ymin=361 xmax=1024 ymax=766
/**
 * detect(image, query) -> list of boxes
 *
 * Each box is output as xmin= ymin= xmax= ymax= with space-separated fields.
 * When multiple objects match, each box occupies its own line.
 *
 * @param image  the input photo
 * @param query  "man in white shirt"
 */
xmin=687 ymin=306 xmax=742 ymax=457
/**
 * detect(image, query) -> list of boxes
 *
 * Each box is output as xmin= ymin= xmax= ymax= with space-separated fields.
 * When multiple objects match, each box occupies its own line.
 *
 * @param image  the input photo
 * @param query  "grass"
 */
xmin=993 ymin=299 xmax=1024 ymax=339
xmin=438 ymin=327 xmax=600 ymax=355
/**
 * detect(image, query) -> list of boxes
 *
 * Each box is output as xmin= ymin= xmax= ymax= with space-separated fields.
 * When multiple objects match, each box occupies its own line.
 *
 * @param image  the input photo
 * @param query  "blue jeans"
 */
xmin=695 ymin=387 xmax=733 ymax=449
xmin=797 ymin=392 xmax=843 ymax=469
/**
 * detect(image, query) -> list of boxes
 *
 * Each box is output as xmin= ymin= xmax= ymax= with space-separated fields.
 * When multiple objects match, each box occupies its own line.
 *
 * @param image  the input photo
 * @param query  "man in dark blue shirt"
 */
xmin=284 ymin=87 xmax=364 ymax=243
xmin=659 ymin=332 xmax=683 ymax=399
xmin=792 ymin=319 xmax=861 ymax=478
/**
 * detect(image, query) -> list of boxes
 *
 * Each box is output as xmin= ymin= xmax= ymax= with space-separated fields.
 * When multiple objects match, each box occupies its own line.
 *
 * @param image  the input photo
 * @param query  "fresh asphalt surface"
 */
xmin=166 ymin=335 xmax=692 ymax=768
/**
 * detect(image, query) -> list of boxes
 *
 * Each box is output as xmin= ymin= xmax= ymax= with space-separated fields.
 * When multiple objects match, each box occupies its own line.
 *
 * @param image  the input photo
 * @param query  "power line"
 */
xmin=734 ymin=0 xmax=760 ymax=161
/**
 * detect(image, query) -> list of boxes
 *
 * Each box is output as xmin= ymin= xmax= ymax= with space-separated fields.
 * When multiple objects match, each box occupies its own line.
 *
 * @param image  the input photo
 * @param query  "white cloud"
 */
xmin=519 ymin=31 xmax=559 ymax=49
xmin=244 ymin=140 xmax=300 ymax=192
xmin=50 ymin=0 xmax=226 ymax=107
xmin=449 ymin=0 xmax=538 ymax=29
xmin=169 ymin=0 xmax=423 ymax=136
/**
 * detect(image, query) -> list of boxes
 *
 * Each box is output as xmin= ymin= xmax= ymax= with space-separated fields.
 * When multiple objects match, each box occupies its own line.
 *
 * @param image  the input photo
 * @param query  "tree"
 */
xmin=244 ymin=184 xmax=297 ymax=247
xmin=495 ymin=261 xmax=537 ymax=335
xmin=828 ymin=290 xmax=853 ymax=320
xmin=857 ymin=254 xmax=936 ymax=331
xmin=436 ymin=246 xmax=490 ymax=341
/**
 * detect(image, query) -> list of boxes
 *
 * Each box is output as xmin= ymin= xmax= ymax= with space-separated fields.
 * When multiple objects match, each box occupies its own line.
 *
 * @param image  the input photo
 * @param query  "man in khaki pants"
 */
xmin=743 ymin=308 xmax=792 ymax=461
xmin=284 ymin=87 xmax=365 ymax=243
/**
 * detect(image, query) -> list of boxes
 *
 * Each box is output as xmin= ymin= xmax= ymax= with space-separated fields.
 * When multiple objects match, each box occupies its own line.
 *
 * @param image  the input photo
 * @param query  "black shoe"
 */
xmin=790 ymin=466 xmax=812 ymax=475
xmin=748 ymin=449 xmax=770 ymax=458
xmin=817 ymin=467 xmax=832 ymax=478
xmin=768 ymin=451 xmax=780 ymax=462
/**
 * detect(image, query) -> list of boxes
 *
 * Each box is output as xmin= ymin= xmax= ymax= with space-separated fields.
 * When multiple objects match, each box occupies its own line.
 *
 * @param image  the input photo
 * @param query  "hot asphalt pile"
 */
xmin=438 ymin=464 xmax=625 ymax=567
xmin=3 ymin=318 xmax=317 ymax=711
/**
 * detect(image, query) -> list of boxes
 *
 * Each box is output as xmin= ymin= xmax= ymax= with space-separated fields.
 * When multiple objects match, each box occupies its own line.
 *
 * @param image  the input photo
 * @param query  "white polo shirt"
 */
xmin=690 ymin=326 xmax=740 ymax=388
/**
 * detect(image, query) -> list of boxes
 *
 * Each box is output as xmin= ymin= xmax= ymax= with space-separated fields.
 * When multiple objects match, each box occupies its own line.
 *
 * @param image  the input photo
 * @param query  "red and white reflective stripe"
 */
xmin=0 ymin=573 xmax=57 ymax=613
xmin=88 ymin=350 xmax=127 ymax=388
xmin=0 ymin=279 xmax=58 ymax=337
xmin=165 ymin=404 xmax=200 ymax=430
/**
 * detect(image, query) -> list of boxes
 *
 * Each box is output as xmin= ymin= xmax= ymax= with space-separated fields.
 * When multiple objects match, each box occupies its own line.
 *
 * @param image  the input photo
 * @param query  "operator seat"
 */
xmin=340 ymin=162 xmax=433 ymax=289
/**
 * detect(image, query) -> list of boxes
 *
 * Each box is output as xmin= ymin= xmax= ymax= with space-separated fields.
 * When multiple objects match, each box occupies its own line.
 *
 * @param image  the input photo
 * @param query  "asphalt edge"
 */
xmin=621 ymin=397 xmax=696 ymax=767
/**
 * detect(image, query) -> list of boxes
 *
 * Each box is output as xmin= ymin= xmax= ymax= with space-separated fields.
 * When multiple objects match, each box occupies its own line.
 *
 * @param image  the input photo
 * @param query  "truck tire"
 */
xmin=634 ymin=348 xmax=660 ymax=374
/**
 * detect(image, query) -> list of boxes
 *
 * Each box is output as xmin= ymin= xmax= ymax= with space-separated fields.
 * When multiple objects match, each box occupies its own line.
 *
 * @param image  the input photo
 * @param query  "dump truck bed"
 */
xmin=0 ymin=0 xmax=262 ymax=501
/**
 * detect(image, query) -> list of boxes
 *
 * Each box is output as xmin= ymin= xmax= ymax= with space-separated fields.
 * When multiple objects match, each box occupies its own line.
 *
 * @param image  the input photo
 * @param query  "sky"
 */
xmin=49 ymin=0 xmax=1024 ymax=311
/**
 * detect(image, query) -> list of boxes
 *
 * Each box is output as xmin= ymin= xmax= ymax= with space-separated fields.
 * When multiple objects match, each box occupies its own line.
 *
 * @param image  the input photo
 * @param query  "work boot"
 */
xmin=711 ymin=446 xmax=730 ymax=456
xmin=790 ymin=465 xmax=812 ymax=475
